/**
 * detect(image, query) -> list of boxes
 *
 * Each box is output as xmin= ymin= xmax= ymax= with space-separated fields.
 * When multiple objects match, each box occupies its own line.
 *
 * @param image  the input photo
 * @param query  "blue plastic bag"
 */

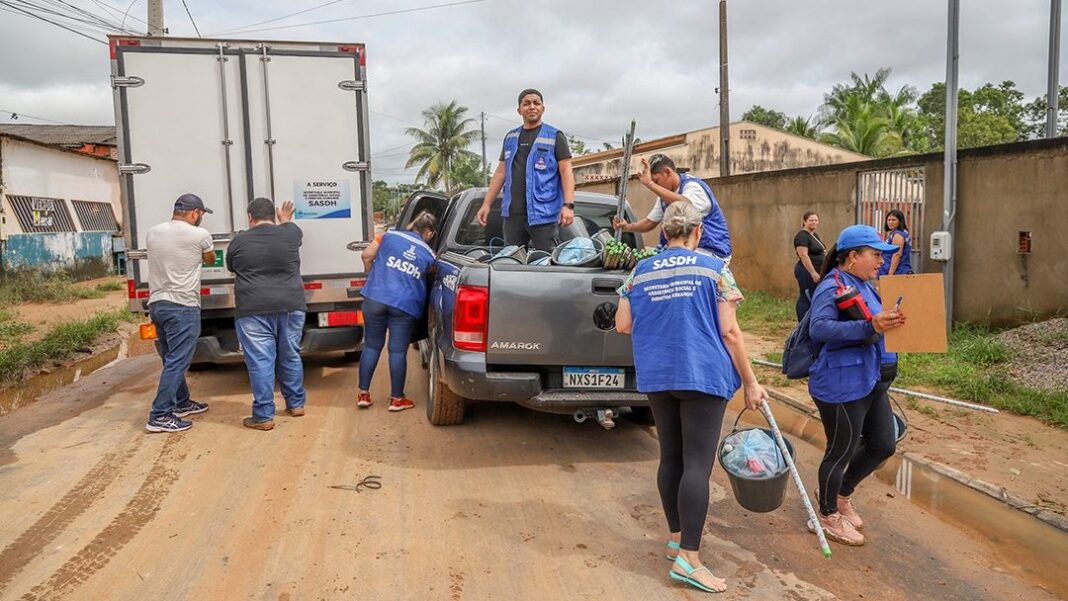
xmin=721 ymin=429 xmax=786 ymax=479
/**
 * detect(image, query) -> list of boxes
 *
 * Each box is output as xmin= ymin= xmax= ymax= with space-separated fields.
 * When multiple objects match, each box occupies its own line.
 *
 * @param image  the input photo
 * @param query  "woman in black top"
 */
xmin=793 ymin=211 xmax=825 ymax=320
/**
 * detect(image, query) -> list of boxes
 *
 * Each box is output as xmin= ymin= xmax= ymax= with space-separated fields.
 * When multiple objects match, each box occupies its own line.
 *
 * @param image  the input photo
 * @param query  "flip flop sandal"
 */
xmin=669 ymin=555 xmax=726 ymax=594
xmin=665 ymin=540 xmax=680 ymax=560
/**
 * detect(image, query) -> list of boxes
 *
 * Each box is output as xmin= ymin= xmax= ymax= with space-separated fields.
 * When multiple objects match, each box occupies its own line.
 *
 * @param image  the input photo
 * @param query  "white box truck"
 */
xmin=109 ymin=35 xmax=372 ymax=362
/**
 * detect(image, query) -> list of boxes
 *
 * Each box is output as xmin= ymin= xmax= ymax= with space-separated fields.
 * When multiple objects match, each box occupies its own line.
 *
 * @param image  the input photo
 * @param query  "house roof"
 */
xmin=0 ymin=124 xmax=116 ymax=148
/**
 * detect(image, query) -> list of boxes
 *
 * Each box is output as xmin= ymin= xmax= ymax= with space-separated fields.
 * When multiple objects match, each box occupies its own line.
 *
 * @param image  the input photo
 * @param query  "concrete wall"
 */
xmin=2 ymin=232 xmax=113 ymax=272
xmin=579 ymin=138 xmax=1068 ymax=326
xmin=573 ymin=121 xmax=869 ymax=184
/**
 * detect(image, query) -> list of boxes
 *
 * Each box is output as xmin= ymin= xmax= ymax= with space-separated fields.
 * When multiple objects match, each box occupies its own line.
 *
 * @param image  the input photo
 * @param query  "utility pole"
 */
xmin=480 ymin=111 xmax=488 ymax=186
xmin=147 ymin=0 xmax=164 ymax=36
xmin=718 ymin=0 xmax=731 ymax=177
xmin=942 ymin=0 xmax=960 ymax=329
xmin=1047 ymin=0 xmax=1062 ymax=138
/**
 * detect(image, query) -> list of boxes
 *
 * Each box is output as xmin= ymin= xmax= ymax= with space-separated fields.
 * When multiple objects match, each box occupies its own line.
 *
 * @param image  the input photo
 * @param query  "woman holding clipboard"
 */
xmin=807 ymin=225 xmax=905 ymax=547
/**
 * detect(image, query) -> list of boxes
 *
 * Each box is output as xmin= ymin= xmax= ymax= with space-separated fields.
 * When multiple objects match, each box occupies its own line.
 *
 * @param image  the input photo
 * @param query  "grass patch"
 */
xmin=0 ymin=311 xmax=34 ymax=347
xmin=90 ymin=279 xmax=126 ymax=293
xmin=0 ymin=308 xmax=133 ymax=384
xmin=737 ymin=291 xmax=795 ymax=339
xmin=0 ymin=270 xmax=115 ymax=304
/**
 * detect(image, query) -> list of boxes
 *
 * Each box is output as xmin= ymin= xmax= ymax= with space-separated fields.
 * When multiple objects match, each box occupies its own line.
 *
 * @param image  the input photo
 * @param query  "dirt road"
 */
xmin=0 ymin=351 xmax=1059 ymax=600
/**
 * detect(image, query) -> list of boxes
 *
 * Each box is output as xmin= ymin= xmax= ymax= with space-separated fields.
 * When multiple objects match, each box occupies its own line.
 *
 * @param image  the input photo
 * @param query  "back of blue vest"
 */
xmin=625 ymin=247 xmax=740 ymax=398
xmin=361 ymin=230 xmax=436 ymax=319
xmin=879 ymin=229 xmax=912 ymax=275
xmin=656 ymin=174 xmax=732 ymax=258
xmin=501 ymin=123 xmax=564 ymax=226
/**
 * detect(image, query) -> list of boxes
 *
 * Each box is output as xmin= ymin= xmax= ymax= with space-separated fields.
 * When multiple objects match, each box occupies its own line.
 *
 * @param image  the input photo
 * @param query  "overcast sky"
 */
xmin=1 ymin=0 xmax=1063 ymax=183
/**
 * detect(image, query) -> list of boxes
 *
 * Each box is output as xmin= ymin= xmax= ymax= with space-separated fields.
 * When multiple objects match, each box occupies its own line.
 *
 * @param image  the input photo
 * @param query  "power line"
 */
xmin=370 ymin=110 xmax=423 ymax=127
xmin=214 ymin=0 xmax=358 ymax=36
xmin=180 ymin=0 xmax=200 ymax=36
xmin=89 ymin=0 xmax=146 ymax=25
xmin=212 ymin=0 xmax=489 ymax=37
xmin=0 ymin=1 xmax=108 ymax=44
xmin=119 ymin=0 xmax=140 ymax=32
xmin=0 ymin=108 xmax=75 ymax=124
xmin=6 ymin=0 xmax=121 ymax=32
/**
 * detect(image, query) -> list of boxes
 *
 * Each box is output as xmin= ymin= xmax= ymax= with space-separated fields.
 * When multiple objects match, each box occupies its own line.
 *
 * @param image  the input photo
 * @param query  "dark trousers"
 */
xmin=794 ymin=262 xmax=818 ymax=321
xmin=813 ymin=365 xmax=898 ymax=515
xmin=148 ymin=301 xmax=199 ymax=419
xmin=358 ymin=299 xmax=417 ymax=398
xmin=503 ymin=212 xmax=559 ymax=252
xmin=647 ymin=390 xmax=729 ymax=551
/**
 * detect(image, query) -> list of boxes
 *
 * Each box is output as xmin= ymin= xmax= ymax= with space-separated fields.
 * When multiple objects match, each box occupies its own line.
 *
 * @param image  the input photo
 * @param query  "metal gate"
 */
xmin=856 ymin=167 xmax=925 ymax=271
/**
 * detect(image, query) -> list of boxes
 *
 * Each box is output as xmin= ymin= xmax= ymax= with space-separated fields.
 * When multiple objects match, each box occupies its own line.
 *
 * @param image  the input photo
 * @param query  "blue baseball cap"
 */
xmin=836 ymin=224 xmax=897 ymax=252
xmin=174 ymin=193 xmax=213 ymax=214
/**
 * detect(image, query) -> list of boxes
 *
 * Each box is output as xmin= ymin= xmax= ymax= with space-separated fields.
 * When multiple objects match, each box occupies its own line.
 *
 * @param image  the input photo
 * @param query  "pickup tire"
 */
xmin=427 ymin=344 xmax=465 ymax=426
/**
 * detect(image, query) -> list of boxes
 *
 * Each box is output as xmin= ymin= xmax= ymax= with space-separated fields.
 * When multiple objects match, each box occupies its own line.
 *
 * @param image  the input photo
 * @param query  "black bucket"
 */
xmin=717 ymin=411 xmax=795 ymax=513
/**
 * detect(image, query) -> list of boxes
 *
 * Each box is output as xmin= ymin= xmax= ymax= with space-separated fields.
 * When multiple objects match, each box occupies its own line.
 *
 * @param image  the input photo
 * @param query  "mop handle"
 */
xmin=759 ymin=399 xmax=832 ymax=558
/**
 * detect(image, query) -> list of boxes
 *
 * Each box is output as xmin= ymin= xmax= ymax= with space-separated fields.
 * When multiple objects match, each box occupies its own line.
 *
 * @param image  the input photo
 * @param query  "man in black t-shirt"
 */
xmin=226 ymin=198 xmax=307 ymax=430
xmin=476 ymin=89 xmax=575 ymax=251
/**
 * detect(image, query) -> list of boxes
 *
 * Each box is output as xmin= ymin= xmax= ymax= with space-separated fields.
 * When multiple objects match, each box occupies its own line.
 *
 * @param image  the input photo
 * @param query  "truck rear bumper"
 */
xmin=441 ymin=350 xmax=647 ymax=413
xmin=189 ymin=326 xmax=363 ymax=364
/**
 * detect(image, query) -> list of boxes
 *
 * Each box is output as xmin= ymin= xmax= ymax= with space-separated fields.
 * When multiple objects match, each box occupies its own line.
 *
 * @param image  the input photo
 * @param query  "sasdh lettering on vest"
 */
xmin=652 ymin=255 xmax=698 ymax=270
xmin=386 ymin=256 xmax=422 ymax=278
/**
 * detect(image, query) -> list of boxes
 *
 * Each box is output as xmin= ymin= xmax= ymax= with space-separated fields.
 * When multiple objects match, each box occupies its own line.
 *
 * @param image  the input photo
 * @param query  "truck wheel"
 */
xmin=427 ymin=345 xmax=465 ymax=426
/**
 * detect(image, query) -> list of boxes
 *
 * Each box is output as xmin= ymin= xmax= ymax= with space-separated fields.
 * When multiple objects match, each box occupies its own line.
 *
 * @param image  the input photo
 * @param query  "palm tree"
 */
xmin=405 ymin=100 xmax=480 ymax=192
xmin=785 ymin=115 xmax=820 ymax=139
xmin=820 ymin=96 xmax=900 ymax=157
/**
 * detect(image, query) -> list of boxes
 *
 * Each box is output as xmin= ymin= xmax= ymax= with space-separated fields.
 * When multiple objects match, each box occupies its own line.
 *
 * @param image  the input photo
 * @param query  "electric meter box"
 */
xmin=930 ymin=231 xmax=952 ymax=261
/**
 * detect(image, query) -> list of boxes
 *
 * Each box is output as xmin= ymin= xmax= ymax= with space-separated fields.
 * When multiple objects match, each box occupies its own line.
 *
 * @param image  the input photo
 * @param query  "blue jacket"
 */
xmin=807 ymin=268 xmax=892 ymax=403
xmin=657 ymin=173 xmax=732 ymax=258
xmin=623 ymin=247 xmax=740 ymax=398
xmin=879 ymin=229 xmax=913 ymax=276
xmin=361 ymin=230 xmax=436 ymax=319
xmin=501 ymin=123 xmax=565 ymax=226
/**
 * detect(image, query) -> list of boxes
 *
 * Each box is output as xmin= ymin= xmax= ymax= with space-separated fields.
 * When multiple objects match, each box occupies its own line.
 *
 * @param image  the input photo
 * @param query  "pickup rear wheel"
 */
xmin=427 ymin=344 xmax=465 ymax=426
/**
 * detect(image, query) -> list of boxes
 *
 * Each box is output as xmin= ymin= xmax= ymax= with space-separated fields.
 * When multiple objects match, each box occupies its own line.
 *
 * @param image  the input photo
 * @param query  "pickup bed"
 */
xmin=395 ymin=188 xmax=649 ymax=427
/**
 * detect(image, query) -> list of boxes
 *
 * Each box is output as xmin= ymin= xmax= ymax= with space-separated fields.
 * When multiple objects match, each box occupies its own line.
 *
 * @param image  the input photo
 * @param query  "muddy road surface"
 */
xmin=0 ymin=350 xmax=1060 ymax=600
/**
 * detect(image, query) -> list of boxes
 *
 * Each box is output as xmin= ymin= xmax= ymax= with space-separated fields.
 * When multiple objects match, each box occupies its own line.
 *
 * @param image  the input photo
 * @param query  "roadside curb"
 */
xmin=763 ymin=384 xmax=1068 ymax=534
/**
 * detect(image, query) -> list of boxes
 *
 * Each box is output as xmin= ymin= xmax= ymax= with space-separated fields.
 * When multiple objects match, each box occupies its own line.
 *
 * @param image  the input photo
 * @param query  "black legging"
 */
xmin=794 ymin=261 xmax=818 ymax=321
xmin=813 ymin=363 xmax=898 ymax=515
xmin=647 ymin=390 xmax=728 ymax=551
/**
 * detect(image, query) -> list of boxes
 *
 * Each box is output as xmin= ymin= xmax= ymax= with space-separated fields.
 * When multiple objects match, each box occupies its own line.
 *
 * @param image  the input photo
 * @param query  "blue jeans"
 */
xmin=235 ymin=311 xmax=307 ymax=421
xmin=149 ymin=301 xmax=200 ymax=420
xmin=359 ymin=299 xmax=416 ymax=398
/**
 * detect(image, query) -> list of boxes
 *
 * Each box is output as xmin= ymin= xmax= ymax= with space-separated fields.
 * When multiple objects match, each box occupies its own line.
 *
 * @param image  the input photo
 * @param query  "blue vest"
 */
xmin=626 ymin=247 xmax=741 ymax=398
xmin=361 ymin=230 xmax=436 ymax=319
xmin=501 ymin=123 xmax=565 ymax=226
xmin=879 ymin=229 xmax=913 ymax=276
xmin=807 ymin=268 xmax=891 ymax=403
xmin=657 ymin=173 xmax=732 ymax=257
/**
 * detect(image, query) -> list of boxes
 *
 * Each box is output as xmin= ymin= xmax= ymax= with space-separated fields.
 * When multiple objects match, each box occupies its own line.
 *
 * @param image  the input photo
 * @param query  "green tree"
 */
xmin=405 ymin=100 xmax=480 ymax=192
xmin=742 ymin=105 xmax=789 ymax=130
xmin=818 ymin=68 xmax=920 ymax=157
xmin=567 ymin=134 xmax=590 ymax=156
xmin=447 ymin=153 xmax=489 ymax=190
xmin=1022 ymin=86 xmax=1068 ymax=138
xmin=917 ymin=81 xmax=1027 ymax=150
xmin=820 ymin=95 xmax=900 ymax=157
xmin=785 ymin=115 xmax=820 ymax=139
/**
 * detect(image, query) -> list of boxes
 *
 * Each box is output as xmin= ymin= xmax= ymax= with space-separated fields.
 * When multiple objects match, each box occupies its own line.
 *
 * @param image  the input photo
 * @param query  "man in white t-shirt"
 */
xmin=144 ymin=193 xmax=216 ymax=433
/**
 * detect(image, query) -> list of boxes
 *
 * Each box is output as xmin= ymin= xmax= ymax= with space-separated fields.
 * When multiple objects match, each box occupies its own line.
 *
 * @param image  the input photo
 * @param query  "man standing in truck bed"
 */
xmin=476 ymin=88 xmax=576 ymax=251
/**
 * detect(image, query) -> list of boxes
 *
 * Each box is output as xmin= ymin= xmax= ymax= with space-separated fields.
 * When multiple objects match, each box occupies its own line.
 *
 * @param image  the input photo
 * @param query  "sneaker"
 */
xmin=145 ymin=414 xmax=192 ymax=433
xmin=388 ymin=397 xmax=415 ymax=412
xmin=808 ymin=512 xmax=865 ymax=546
xmin=242 ymin=417 xmax=275 ymax=431
xmin=174 ymin=400 xmax=209 ymax=417
xmin=837 ymin=495 xmax=864 ymax=530
xmin=285 ymin=407 xmax=305 ymax=417
xmin=356 ymin=391 xmax=373 ymax=409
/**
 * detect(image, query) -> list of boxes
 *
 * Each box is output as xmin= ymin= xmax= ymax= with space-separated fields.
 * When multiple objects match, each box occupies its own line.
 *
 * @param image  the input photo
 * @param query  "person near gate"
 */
xmin=878 ymin=209 xmax=913 ymax=276
xmin=793 ymin=211 xmax=826 ymax=320
xmin=144 ymin=193 xmax=216 ymax=433
xmin=357 ymin=211 xmax=438 ymax=412
xmin=807 ymin=224 xmax=906 ymax=546
xmin=475 ymin=88 xmax=575 ymax=251
xmin=614 ymin=201 xmax=767 ymax=595
xmin=226 ymin=198 xmax=307 ymax=431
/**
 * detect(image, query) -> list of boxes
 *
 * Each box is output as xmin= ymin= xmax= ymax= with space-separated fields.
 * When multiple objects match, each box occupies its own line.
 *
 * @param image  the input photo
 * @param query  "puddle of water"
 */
xmin=727 ymin=395 xmax=1068 ymax=599
xmin=0 ymin=343 xmax=123 ymax=416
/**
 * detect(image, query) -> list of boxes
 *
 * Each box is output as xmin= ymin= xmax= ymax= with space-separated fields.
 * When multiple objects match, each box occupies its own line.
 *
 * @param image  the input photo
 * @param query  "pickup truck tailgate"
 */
xmin=485 ymin=265 xmax=632 ymax=366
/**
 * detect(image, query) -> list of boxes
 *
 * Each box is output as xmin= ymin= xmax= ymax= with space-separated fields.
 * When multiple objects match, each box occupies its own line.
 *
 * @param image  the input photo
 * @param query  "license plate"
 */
xmin=563 ymin=367 xmax=625 ymax=389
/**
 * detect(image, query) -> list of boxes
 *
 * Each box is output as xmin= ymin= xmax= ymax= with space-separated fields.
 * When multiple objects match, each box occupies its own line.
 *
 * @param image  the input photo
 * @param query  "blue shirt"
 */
xmin=807 ymin=268 xmax=894 ymax=403
xmin=878 ymin=229 xmax=913 ymax=276
xmin=361 ymin=230 xmax=436 ymax=319
xmin=621 ymin=247 xmax=740 ymax=398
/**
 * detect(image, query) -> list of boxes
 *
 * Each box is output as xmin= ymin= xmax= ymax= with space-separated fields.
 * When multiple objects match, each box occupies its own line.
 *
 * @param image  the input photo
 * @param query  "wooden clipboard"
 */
xmin=879 ymin=273 xmax=948 ymax=353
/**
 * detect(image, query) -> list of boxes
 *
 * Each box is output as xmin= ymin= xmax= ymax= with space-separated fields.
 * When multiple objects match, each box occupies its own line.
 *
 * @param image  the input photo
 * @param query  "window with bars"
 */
xmin=5 ymin=195 xmax=77 ymax=233
xmin=71 ymin=200 xmax=119 ymax=232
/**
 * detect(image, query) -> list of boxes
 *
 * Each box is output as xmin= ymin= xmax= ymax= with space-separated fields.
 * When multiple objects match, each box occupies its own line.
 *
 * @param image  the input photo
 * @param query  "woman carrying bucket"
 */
xmin=807 ymin=224 xmax=905 ymax=546
xmin=615 ymin=201 xmax=767 ymax=594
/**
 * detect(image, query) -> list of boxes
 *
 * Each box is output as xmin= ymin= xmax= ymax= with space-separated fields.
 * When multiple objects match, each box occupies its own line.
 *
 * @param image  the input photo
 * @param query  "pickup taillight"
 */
xmin=453 ymin=285 xmax=488 ymax=352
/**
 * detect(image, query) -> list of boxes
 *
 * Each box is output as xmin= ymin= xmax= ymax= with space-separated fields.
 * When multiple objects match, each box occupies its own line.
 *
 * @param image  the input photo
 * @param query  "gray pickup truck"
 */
xmin=392 ymin=188 xmax=650 ymax=428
